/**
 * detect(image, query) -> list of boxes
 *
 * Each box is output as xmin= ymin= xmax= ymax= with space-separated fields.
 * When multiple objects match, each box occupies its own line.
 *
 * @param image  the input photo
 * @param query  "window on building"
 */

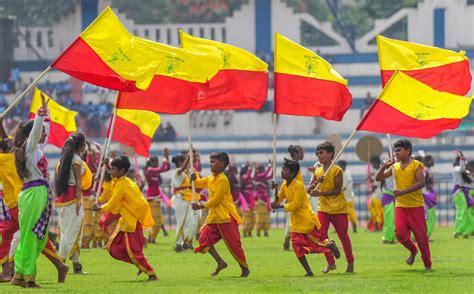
xmin=166 ymin=28 xmax=171 ymax=44
xmin=210 ymin=27 xmax=215 ymax=40
xmin=47 ymin=30 xmax=53 ymax=47
xmin=189 ymin=28 xmax=194 ymax=35
xmin=133 ymin=29 xmax=138 ymax=36
xmin=199 ymin=27 xmax=205 ymax=38
xmin=25 ymin=30 xmax=31 ymax=47
xmin=221 ymin=27 xmax=226 ymax=43
xmin=155 ymin=29 xmax=160 ymax=41
xmin=144 ymin=29 xmax=149 ymax=38
xmin=36 ymin=31 xmax=43 ymax=47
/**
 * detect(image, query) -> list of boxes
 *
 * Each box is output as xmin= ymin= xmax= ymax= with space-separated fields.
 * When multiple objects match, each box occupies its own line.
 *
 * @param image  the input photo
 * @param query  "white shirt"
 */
xmin=24 ymin=114 xmax=50 ymax=183
xmin=343 ymin=170 xmax=355 ymax=202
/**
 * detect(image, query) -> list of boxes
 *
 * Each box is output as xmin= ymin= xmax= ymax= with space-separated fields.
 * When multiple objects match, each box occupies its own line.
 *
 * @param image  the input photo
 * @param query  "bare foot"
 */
xmin=10 ymin=277 xmax=26 ymax=288
xmin=211 ymin=260 xmax=228 ymax=277
xmin=58 ymin=264 xmax=69 ymax=283
xmin=321 ymin=264 xmax=336 ymax=273
xmin=0 ymin=273 xmax=12 ymax=283
xmin=346 ymin=263 xmax=354 ymax=273
xmin=147 ymin=275 xmax=159 ymax=281
xmin=425 ymin=267 xmax=432 ymax=271
xmin=326 ymin=240 xmax=341 ymax=259
xmin=26 ymin=281 xmax=41 ymax=288
xmin=406 ymin=250 xmax=418 ymax=266
xmin=240 ymin=267 xmax=250 ymax=277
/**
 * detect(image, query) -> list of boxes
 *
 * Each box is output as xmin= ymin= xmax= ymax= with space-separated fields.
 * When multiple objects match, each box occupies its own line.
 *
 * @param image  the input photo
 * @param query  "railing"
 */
xmin=158 ymin=179 xmax=456 ymax=231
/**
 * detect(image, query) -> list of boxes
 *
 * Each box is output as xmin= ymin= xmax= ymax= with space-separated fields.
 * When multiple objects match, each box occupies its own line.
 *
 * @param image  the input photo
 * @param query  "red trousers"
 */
xmin=99 ymin=212 xmax=120 ymax=236
xmin=291 ymin=227 xmax=334 ymax=265
xmin=318 ymin=212 xmax=354 ymax=264
xmin=195 ymin=217 xmax=248 ymax=269
xmin=0 ymin=207 xmax=19 ymax=264
xmin=0 ymin=207 xmax=63 ymax=265
xmin=395 ymin=207 xmax=432 ymax=268
xmin=107 ymin=222 xmax=155 ymax=276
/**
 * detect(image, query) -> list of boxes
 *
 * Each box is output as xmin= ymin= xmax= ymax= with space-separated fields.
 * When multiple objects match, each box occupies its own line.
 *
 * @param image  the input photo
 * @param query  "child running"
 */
xmin=93 ymin=156 xmax=157 ymax=281
xmin=272 ymin=158 xmax=340 ymax=276
xmin=375 ymin=139 xmax=432 ymax=270
xmin=191 ymin=152 xmax=249 ymax=277
xmin=308 ymin=142 xmax=355 ymax=273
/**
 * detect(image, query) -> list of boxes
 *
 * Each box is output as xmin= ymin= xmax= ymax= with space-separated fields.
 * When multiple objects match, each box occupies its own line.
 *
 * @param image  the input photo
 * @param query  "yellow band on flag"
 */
xmin=132 ymin=37 xmax=219 ymax=83
xmin=379 ymin=71 xmax=471 ymax=120
xmin=116 ymin=109 xmax=161 ymax=138
xmin=377 ymin=35 xmax=468 ymax=71
xmin=31 ymin=89 xmax=77 ymax=132
xmin=180 ymin=30 xmax=267 ymax=72
xmin=274 ymin=32 xmax=347 ymax=85
xmin=80 ymin=7 xmax=160 ymax=90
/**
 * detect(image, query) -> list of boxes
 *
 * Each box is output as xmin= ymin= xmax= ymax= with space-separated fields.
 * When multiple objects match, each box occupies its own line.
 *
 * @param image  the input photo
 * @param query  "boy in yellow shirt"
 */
xmin=191 ymin=152 xmax=249 ymax=277
xmin=375 ymin=139 xmax=431 ymax=270
xmin=308 ymin=142 xmax=355 ymax=273
xmin=93 ymin=156 xmax=157 ymax=281
xmin=272 ymin=159 xmax=340 ymax=276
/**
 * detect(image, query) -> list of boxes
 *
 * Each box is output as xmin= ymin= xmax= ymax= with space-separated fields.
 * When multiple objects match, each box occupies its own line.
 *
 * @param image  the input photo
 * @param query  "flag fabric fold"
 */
xmin=111 ymin=109 xmax=161 ymax=157
xmin=115 ymin=37 xmax=220 ymax=114
xmin=273 ymin=32 xmax=352 ymax=120
xmin=180 ymin=30 xmax=269 ymax=110
xmin=29 ymin=89 xmax=77 ymax=148
xmin=51 ymin=7 xmax=159 ymax=92
xmin=377 ymin=35 xmax=471 ymax=95
xmin=357 ymin=71 xmax=472 ymax=138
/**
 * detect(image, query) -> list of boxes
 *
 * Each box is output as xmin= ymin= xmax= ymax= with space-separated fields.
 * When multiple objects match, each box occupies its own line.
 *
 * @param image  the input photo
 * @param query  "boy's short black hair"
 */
xmin=316 ymin=142 xmax=335 ymax=159
xmin=111 ymin=156 xmax=131 ymax=173
xmin=394 ymin=139 xmax=412 ymax=156
xmin=210 ymin=152 xmax=230 ymax=168
xmin=283 ymin=158 xmax=300 ymax=177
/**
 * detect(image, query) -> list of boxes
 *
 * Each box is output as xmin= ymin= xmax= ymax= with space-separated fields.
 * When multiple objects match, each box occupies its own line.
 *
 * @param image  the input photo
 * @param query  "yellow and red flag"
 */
xmin=116 ymin=37 xmax=220 ymax=114
xmin=377 ymin=35 xmax=471 ymax=95
xmin=29 ymin=89 xmax=77 ymax=148
xmin=51 ymin=7 xmax=158 ymax=92
xmin=273 ymin=33 xmax=352 ymax=120
xmin=180 ymin=30 xmax=268 ymax=110
xmin=357 ymin=71 xmax=472 ymax=138
xmin=111 ymin=109 xmax=161 ymax=157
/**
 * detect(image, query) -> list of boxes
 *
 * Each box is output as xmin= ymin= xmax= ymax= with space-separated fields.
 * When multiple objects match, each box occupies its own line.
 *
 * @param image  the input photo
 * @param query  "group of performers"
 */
xmin=1 ymin=97 xmax=470 ymax=286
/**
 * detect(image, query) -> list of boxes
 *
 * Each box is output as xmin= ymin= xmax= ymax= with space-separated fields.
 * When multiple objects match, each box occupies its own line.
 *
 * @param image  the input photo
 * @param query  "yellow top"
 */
xmin=195 ymin=172 xmax=242 ymax=225
xmin=315 ymin=165 xmax=347 ymax=214
xmin=101 ymin=176 xmax=155 ymax=232
xmin=0 ymin=154 xmax=22 ymax=209
xmin=278 ymin=179 xmax=320 ymax=233
xmin=278 ymin=169 xmax=303 ymax=204
xmin=393 ymin=159 xmax=425 ymax=208
xmin=98 ymin=181 xmax=120 ymax=214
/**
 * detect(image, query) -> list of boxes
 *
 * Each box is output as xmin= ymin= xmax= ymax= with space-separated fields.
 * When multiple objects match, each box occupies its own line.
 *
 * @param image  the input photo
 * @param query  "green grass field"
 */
xmin=1 ymin=227 xmax=473 ymax=293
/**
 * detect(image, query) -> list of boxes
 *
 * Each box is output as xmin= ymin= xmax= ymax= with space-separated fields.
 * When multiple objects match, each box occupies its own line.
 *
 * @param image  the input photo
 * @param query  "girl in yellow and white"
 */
xmin=171 ymin=153 xmax=200 ymax=252
xmin=54 ymin=133 xmax=92 ymax=274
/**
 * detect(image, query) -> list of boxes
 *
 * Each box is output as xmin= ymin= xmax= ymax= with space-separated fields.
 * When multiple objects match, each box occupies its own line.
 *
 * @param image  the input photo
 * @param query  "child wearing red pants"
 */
xmin=308 ymin=142 xmax=355 ymax=273
xmin=375 ymin=139 xmax=431 ymax=270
